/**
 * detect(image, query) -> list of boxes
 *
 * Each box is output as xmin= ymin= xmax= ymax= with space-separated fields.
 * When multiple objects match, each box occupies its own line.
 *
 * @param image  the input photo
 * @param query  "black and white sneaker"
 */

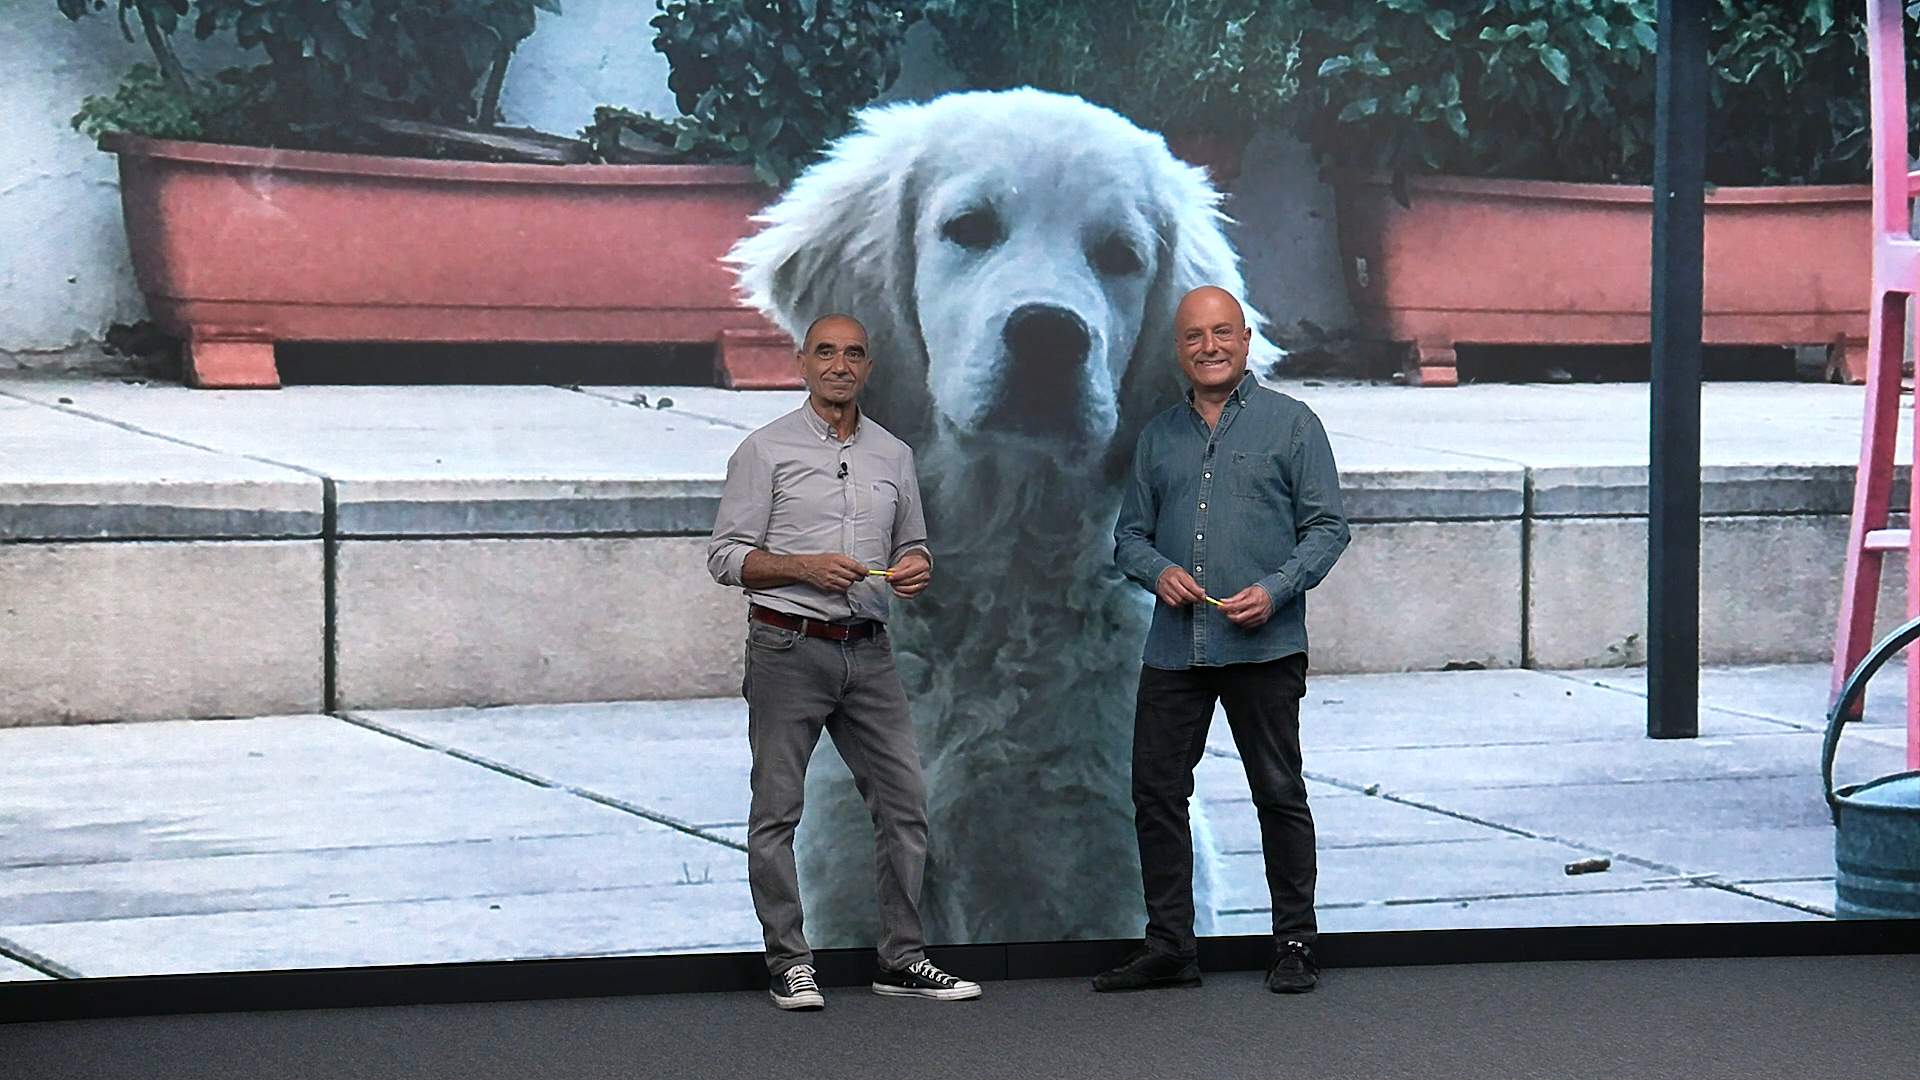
xmin=770 ymin=963 xmax=824 ymax=1010
xmin=871 ymin=958 xmax=982 ymax=1001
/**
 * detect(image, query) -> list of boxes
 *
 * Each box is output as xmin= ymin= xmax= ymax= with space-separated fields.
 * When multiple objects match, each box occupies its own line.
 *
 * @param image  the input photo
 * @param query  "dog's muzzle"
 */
xmin=993 ymin=303 xmax=1094 ymax=437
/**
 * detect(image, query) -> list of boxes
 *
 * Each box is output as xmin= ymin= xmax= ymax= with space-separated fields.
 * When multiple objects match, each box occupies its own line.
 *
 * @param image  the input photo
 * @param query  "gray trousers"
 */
xmin=742 ymin=618 xmax=929 ymax=976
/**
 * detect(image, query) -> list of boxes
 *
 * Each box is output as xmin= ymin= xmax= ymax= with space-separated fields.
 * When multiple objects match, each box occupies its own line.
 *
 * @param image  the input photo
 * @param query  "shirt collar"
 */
xmin=800 ymin=401 xmax=862 ymax=444
xmin=1185 ymin=369 xmax=1260 ymax=408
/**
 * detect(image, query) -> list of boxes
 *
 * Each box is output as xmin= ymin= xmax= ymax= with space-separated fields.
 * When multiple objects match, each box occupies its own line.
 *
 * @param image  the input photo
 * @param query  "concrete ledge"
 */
xmin=1528 ymin=514 xmax=1911 ymax=668
xmin=335 ymin=480 xmax=724 ymax=538
xmin=1532 ymin=463 xmax=1910 ymax=518
xmin=334 ymin=536 xmax=745 ymax=710
xmin=1309 ymin=520 xmax=1524 ymax=672
xmin=0 ymin=396 xmax=320 ymax=541
xmin=3 ymin=380 xmax=1915 ymax=717
xmin=0 ymin=540 xmax=324 ymax=725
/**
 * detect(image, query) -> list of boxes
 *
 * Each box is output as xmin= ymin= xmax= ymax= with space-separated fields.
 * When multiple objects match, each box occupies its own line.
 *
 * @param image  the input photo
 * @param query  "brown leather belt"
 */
xmin=750 ymin=604 xmax=880 ymax=641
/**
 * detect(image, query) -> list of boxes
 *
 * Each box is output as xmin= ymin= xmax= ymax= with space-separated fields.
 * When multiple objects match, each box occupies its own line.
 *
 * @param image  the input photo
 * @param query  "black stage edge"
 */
xmin=6 ymin=920 xmax=1915 ymax=1024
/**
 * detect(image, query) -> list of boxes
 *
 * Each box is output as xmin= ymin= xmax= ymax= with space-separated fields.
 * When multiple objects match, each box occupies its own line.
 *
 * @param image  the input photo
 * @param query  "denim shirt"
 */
xmin=1114 ymin=372 xmax=1350 ymax=670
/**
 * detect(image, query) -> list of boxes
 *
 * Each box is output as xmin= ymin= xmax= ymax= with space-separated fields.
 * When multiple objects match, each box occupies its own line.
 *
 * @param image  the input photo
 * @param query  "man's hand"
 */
xmin=1155 ymin=565 xmax=1208 ymax=608
xmin=797 ymin=553 xmax=866 ymax=593
xmin=1219 ymin=584 xmax=1274 ymax=629
xmin=888 ymin=551 xmax=932 ymax=599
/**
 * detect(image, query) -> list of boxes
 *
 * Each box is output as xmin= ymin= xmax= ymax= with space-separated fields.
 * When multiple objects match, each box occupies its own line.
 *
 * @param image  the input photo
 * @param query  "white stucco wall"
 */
xmin=0 ymin=7 xmax=1349 ymax=355
xmin=1 ymin=8 xmax=245 ymax=352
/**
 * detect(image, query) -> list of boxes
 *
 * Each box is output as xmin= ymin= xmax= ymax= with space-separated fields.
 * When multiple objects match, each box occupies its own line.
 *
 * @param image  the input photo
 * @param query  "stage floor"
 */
xmin=10 ymin=954 xmax=1918 ymax=1079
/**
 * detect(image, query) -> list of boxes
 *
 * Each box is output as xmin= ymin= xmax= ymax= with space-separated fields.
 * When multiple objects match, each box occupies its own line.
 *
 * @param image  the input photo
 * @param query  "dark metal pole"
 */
xmin=1649 ymin=0 xmax=1708 ymax=739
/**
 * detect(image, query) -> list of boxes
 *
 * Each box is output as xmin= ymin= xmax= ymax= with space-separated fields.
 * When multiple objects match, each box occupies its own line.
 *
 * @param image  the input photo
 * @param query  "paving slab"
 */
xmin=1397 ymin=775 xmax=1841 ymax=885
xmin=0 ymin=955 xmax=51 ymax=981
xmin=1570 ymin=663 xmax=1912 ymax=733
xmin=0 ymin=883 xmax=762 ymax=978
xmin=1206 ymin=671 xmax=1785 ymax=758
xmin=353 ymin=700 xmax=755 ymax=833
xmin=586 ymin=386 xmax=808 ymax=432
xmin=1 ymin=382 xmax=748 ymax=536
xmin=1202 ymin=792 xmax=1499 ymax=855
xmin=1731 ymin=877 xmax=1839 ymax=915
xmin=1216 ymin=881 xmax=1818 ymax=935
xmin=1309 ymin=730 xmax=1906 ymax=794
xmin=1217 ymin=834 xmax=1672 ymax=913
xmin=0 ymin=830 xmax=744 ymax=926
xmin=0 ymin=716 xmax=642 ymax=866
xmin=0 ymin=394 xmax=320 ymax=540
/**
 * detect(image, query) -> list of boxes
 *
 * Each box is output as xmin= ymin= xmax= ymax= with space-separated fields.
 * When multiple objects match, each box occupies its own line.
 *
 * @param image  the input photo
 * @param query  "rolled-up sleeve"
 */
xmin=1257 ymin=412 xmax=1350 ymax=607
xmin=889 ymin=447 xmax=932 ymax=566
xmin=1114 ymin=430 xmax=1175 ymax=591
xmin=707 ymin=439 xmax=773 ymax=587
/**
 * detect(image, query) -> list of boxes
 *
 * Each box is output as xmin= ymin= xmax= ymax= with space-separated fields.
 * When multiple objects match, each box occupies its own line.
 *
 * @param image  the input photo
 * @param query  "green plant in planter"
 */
xmin=586 ymin=0 xmax=924 ymax=186
xmin=59 ymin=0 xmax=559 ymax=151
xmin=921 ymin=0 xmax=1302 ymax=140
xmin=1282 ymin=0 xmax=1920 ymax=187
xmin=1280 ymin=0 xmax=1660 ymax=184
xmin=1707 ymin=1 xmax=1920 ymax=186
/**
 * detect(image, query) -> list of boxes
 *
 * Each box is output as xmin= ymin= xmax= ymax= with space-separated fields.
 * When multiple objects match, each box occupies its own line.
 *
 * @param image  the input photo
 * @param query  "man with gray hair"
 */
xmin=708 ymin=313 xmax=981 ymax=1009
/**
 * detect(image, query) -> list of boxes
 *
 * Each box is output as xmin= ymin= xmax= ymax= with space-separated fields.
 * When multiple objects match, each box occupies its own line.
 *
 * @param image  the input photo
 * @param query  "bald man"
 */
xmin=708 ymin=314 xmax=980 ymax=1009
xmin=1102 ymin=287 xmax=1350 ymax=995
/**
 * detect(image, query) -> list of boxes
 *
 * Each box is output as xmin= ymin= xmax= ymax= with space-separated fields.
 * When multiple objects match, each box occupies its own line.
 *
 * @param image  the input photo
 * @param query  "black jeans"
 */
xmin=1133 ymin=653 xmax=1315 ymax=959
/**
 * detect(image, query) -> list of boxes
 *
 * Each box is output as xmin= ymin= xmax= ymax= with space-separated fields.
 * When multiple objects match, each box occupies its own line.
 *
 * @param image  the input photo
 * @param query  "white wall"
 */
xmin=0 ymin=9 xmax=242 ymax=351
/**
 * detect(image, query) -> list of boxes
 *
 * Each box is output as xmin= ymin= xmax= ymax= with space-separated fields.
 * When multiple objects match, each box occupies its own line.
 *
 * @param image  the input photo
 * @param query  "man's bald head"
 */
xmin=802 ymin=313 xmax=867 ymax=351
xmin=1174 ymin=285 xmax=1252 ymax=396
xmin=1175 ymin=286 xmax=1245 ymax=330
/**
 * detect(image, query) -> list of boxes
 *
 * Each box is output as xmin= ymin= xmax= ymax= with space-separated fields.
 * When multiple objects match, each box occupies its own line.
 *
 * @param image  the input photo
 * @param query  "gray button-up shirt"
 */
xmin=707 ymin=404 xmax=931 ymax=623
xmin=1114 ymin=371 xmax=1350 ymax=669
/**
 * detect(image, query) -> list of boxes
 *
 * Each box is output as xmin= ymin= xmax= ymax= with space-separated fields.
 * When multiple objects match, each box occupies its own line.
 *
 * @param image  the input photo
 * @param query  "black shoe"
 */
xmin=770 ymin=963 xmax=824 ymax=1010
xmin=1092 ymin=946 xmax=1203 ymax=992
xmin=871 ymin=959 xmax=982 ymax=1000
xmin=1266 ymin=940 xmax=1318 ymax=994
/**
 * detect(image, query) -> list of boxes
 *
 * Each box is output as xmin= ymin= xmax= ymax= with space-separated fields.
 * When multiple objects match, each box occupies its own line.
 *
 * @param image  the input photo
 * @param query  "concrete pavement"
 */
xmin=0 ymin=662 xmax=1906 ymax=979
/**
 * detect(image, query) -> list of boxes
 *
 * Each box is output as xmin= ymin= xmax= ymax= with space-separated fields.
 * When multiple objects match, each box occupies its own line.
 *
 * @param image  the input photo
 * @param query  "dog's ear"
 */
xmin=727 ymin=104 xmax=933 ymax=440
xmin=1109 ymin=147 xmax=1282 ymax=478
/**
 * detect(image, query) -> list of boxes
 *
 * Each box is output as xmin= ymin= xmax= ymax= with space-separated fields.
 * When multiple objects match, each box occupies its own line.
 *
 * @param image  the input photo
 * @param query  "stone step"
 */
xmin=1 ymin=379 xmax=1912 ymax=724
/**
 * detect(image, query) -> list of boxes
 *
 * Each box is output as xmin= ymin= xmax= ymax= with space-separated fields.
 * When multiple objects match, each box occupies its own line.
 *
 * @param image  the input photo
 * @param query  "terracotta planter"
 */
xmin=1335 ymin=173 xmax=1873 ymax=386
xmin=103 ymin=134 xmax=799 ymax=389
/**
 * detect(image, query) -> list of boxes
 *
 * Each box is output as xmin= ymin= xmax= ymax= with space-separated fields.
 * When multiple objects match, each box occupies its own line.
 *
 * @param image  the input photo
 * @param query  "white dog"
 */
xmin=728 ymin=88 xmax=1279 ymax=948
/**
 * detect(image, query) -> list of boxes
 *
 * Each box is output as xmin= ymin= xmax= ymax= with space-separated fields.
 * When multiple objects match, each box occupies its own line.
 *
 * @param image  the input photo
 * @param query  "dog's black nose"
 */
xmin=1003 ymin=304 xmax=1091 ymax=364
xmin=995 ymin=304 xmax=1094 ymax=439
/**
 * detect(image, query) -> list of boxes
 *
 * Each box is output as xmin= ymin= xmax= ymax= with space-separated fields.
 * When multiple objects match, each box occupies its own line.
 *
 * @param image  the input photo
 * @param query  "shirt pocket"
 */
xmin=857 ymin=477 xmax=900 ymax=554
xmin=1231 ymin=450 xmax=1290 ymax=503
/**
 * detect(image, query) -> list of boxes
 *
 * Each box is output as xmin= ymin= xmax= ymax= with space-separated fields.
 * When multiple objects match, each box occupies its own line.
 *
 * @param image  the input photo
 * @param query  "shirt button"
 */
xmin=1204 ymin=472 xmax=1212 ymax=479
xmin=1196 ymin=532 xmax=1204 ymax=540
xmin=1199 ymin=502 xmax=1207 ymax=510
xmin=1195 ymin=564 xmax=1203 ymax=572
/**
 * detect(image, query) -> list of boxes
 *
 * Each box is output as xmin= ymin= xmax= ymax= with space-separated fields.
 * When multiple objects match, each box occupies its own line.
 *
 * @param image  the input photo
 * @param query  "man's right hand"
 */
xmin=1155 ymin=565 xmax=1208 ymax=608
xmin=798 ymin=553 xmax=868 ymax=593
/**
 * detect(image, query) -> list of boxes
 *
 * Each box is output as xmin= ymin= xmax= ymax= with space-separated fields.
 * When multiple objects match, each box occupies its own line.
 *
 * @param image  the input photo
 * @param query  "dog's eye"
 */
xmin=940 ymin=209 xmax=1003 ymax=251
xmin=1090 ymin=234 xmax=1144 ymax=276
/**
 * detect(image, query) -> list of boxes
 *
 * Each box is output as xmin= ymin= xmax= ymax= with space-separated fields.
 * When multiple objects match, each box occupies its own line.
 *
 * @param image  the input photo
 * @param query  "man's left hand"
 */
xmin=888 ymin=552 xmax=932 ymax=598
xmin=1219 ymin=584 xmax=1273 ymax=629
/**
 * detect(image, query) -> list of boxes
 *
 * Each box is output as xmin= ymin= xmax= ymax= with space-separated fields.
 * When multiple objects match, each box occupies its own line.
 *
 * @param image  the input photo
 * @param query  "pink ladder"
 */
xmin=1834 ymin=0 xmax=1920 ymax=768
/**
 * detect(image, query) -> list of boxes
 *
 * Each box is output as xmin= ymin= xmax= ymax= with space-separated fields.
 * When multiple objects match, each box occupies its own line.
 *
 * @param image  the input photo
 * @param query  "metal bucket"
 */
xmin=1822 ymin=616 xmax=1920 ymax=919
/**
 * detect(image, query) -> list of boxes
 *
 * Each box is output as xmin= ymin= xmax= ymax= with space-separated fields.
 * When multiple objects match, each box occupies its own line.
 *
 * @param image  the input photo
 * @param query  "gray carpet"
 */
xmin=9 ymin=955 xmax=1918 ymax=1079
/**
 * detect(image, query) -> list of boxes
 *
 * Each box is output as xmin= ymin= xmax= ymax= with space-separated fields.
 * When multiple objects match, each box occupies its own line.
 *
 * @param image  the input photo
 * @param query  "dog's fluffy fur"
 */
xmin=728 ymin=88 xmax=1278 ymax=946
